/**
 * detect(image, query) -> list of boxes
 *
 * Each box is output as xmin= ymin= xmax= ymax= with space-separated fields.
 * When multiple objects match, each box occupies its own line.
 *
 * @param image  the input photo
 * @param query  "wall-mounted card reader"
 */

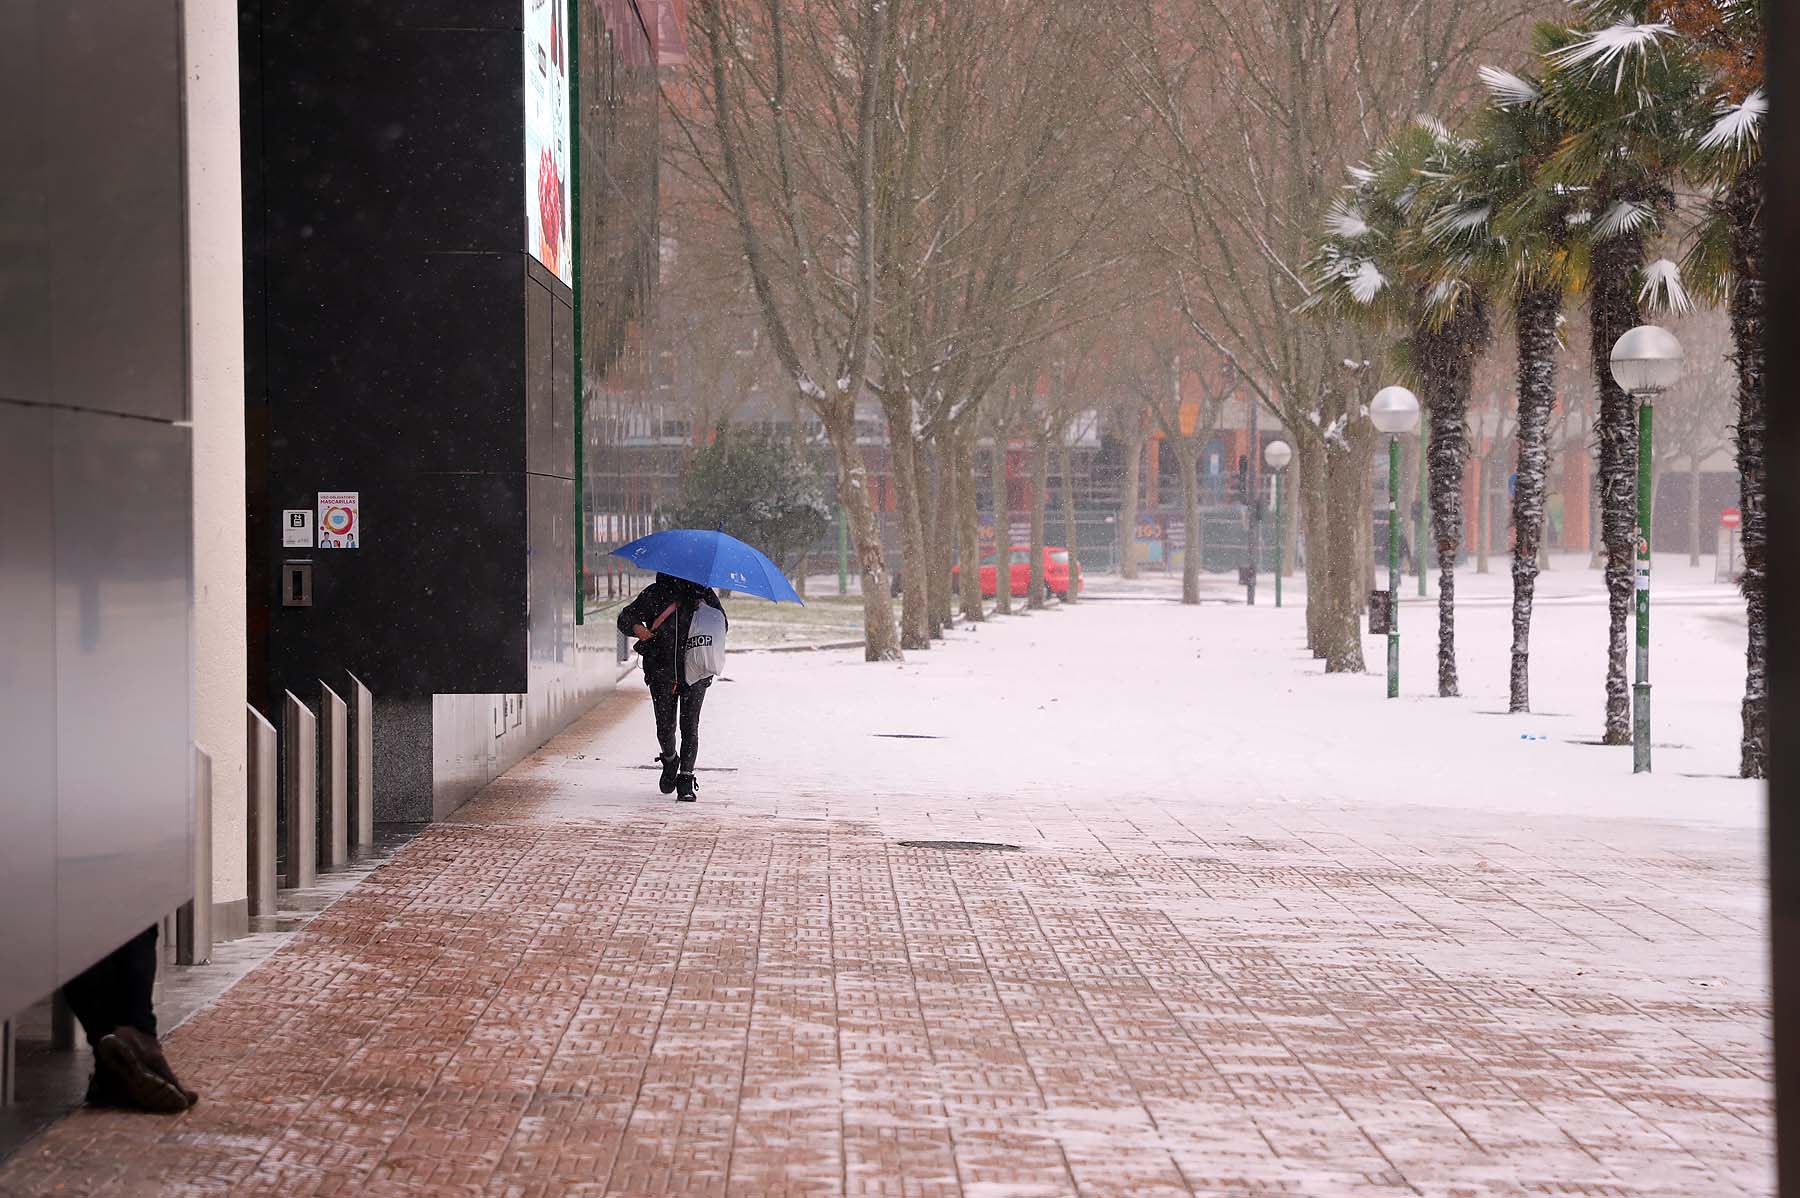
xmin=283 ymin=559 xmax=313 ymax=607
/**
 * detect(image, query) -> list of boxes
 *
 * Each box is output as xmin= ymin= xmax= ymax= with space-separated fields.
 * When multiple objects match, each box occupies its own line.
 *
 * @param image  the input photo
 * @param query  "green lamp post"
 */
xmin=1610 ymin=324 xmax=1684 ymax=774
xmin=1371 ymin=386 xmax=1421 ymax=698
xmin=1264 ymin=438 xmax=1293 ymax=608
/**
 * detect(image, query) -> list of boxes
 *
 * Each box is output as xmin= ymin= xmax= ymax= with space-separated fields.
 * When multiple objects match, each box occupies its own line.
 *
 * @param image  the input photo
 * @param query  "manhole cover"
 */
xmin=875 ymin=733 xmax=942 ymax=740
xmin=897 ymin=840 xmax=1022 ymax=852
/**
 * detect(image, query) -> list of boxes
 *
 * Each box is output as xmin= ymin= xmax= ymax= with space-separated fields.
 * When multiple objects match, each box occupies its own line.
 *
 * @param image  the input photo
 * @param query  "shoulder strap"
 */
xmin=650 ymin=601 xmax=680 ymax=632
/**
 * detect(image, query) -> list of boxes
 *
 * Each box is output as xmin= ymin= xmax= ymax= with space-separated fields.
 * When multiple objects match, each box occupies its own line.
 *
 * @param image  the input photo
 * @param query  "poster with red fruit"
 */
xmin=524 ymin=0 xmax=572 ymax=286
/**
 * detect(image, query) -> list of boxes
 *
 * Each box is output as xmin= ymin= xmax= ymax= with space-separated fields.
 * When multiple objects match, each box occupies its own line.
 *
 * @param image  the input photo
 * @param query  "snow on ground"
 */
xmin=703 ymin=552 xmax=1761 ymax=834
xmin=4 ymin=553 xmax=1765 ymax=1198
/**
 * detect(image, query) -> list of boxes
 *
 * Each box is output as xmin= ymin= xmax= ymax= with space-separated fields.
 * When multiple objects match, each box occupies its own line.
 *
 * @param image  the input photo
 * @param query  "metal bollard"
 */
xmin=247 ymin=705 xmax=278 ymax=916
xmin=177 ymin=745 xmax=214 ymax=965
xmin=349 ymin=673 xmax=375 ymax=854
xmin=1 ymin=1019 xmax=13 ymax=1105
xmin=282 ymin=692 xmax=317 ymax=890
xmin=319 ymin=683 xmax=348 ymax=870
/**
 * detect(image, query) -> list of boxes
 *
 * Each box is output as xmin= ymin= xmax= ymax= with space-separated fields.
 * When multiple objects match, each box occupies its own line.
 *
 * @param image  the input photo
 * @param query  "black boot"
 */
xmin=93 ymin=1029 xmax=193 ymax=1113
xmin=675 ymin=773 xmax=698 ymax=803
xmin=657 ymin=754 xmax=679 ymax=794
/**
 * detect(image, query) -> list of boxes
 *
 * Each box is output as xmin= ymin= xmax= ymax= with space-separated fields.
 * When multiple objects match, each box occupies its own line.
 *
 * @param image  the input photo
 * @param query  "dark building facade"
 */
xmin=240 ymin=0 xmax=667 ymax=819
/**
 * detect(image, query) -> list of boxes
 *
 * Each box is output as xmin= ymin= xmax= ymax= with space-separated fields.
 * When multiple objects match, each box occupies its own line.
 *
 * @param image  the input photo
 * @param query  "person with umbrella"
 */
xmin=612 ymin=529 xmax=802 ymax=802
xmin=617 ymin=573 xmax=728 ymax=801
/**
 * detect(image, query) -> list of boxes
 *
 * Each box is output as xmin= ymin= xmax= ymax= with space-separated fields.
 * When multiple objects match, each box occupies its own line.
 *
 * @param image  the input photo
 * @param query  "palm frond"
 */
xmin=1479 ymin=66 xmax=1541 ymax=108
xmin=1636 ymin=258 xmax=1693 ymax=315
xmin=1679 ymin=206 xmax=1735 ymax=305
xmin=1547 ymin=20 xmax=1675 ymax=93
xmin=1323 ymin=199 xmax=1372 ymax=240
xmin=1698 ymin=88 xmax=1766 ymax=153
xmin=1346 ymin=260 xmax=1387 ymax=305
xmin=1593 ymin=198 xmax=1654 ymax=239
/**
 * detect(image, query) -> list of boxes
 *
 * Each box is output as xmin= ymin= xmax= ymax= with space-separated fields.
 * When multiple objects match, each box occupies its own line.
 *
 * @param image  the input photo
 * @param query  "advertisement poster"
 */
xmin=524 ymin=0 xmax=572 ymax=286
xmin=317 ymin=492 xmax=360 ymax=549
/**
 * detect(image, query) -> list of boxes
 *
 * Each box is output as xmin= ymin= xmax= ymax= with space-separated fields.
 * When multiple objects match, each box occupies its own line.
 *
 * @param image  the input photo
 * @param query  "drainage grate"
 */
xmin=875 ymin=733 xmax=942 ymax=740
xmin=897 ymin=840 xmax=1022 ymax=852
xmin=634 ymin=765 xmax=739 ymax=773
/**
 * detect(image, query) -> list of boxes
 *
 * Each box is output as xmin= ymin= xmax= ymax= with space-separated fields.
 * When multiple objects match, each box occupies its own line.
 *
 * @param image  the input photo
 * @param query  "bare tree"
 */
xmin=868 ymin=1 xmax=1140 ymax=645
xmin=1111 ymin=0 xmax=1534 ymax=672
xmin=674 ymin=0 xmax=901 ymax=660
xmin=1115 ymin=307 xmax=1240 ymax=605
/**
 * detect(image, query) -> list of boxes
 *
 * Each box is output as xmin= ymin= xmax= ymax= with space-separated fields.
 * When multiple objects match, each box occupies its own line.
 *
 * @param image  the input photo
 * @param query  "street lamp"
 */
xmin=1264 ymin=439 xmax=1293 ymax=608
xmin=1371 ymin=386 xmax=1421 ymax=698
xmin=1610 ymin=324 xmax=1684 ymax=774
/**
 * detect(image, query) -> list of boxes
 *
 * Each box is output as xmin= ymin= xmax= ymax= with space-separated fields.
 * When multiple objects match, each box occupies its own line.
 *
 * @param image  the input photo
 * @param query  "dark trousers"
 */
xmin=61 ymin=925 xmax=159 ymax=1049
xmin=650 ymin=678 xmax=710 ymax=772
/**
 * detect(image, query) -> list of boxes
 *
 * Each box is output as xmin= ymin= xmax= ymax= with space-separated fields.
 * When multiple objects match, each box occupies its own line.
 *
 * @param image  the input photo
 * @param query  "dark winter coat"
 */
xmin=617 ymin=574 xmax=728 ymax=692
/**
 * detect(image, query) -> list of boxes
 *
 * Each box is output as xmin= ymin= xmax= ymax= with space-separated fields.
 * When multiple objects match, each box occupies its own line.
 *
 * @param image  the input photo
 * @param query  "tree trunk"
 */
xmin=1509 ymin=286 xmax=1559 ymax=713
xmin=990 ymin=432 xmax=1012 ymax=615
xmin=882 ymin=398 xmax=932 ymax=651
xmin=1423 ymin=359 xmax=1468 ymax=699
xmin=931 ymin=434 xmax=958 ymax=633
xmin=1119 ymin=426 xmax=1143 ymax=580
xmin=1028 ymin=427 xmax=1050 ymax=609
xmin=1301 ymin=438 xmax=1329 ymax=656
xmin=1178 ymin=442 xmax=1201 ymax=605
xmin=1688 ymin=453 xmax=1702 ymax=568
xmin=1727 ymin=167 xmax=1766 ymax=778
xmin=956 ymin=427 xmax=985 ymax=622
xmin=1320 ymin=438 xmax=1367 ymax=673
xmin=1416 ymin=298 xmax=1488 ymax=699
xmin=823 ymin=407 xmax=901 ymax=661
xmin=1058 ymin=437 xmax=1080 ymax=604
xmin=1590 ymin=232 xmax=1645 ymax=743
xmin=1475 ymin=456 xmax=1490 ymax=575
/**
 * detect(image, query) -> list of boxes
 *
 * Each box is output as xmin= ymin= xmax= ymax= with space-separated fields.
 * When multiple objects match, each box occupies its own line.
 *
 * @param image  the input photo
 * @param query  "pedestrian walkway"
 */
xmin=0 ymin=585 xmax=1771 ymax=1197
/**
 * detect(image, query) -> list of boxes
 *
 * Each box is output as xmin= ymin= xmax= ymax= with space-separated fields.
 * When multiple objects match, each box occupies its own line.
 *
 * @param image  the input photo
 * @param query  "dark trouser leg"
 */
xmin=649 ymin=682 xmax=679 ymax=761
xmin=677 ymin=680 xmax=710 ymax=772
xmin=61 ymin=926 xmax=159 ymax=1049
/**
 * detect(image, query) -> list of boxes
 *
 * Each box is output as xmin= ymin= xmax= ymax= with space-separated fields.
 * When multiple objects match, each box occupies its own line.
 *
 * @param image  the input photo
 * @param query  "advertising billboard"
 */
xmin=524 ymin=0 xmax=572 ymax=286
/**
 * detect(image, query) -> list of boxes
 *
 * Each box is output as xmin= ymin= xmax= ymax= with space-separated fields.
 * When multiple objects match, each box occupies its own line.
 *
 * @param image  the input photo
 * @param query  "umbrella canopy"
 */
xmin=610 ymin=529 xmax=804 ymax=604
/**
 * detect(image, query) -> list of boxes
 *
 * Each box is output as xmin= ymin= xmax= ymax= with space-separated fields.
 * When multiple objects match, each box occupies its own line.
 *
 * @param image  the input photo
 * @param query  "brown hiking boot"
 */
xmin=95 ymin=1028 xmax=195 ymax=1113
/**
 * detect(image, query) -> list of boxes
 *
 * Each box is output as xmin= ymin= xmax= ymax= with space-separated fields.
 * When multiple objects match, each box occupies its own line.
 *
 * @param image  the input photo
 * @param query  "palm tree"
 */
xmin=1538 ymin=7 xmax=1707 ymax=743
xmin=1659 ymin=0 xmax=1765 ymax=775
xmin=1418 ymin=66 xmax=1575 ymax=713
xmin=1305 ymin=120 xmax=1492 ymax=697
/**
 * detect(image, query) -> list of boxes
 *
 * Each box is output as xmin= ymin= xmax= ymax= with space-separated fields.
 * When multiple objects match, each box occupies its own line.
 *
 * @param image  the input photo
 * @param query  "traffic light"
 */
xmin=1235 ymin=455 xmax=1250 ymax=504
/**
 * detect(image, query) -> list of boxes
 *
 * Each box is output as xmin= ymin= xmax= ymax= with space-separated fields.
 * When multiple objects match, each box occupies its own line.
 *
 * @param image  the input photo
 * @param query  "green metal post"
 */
xmin=1388 ymin=435 xmax=1401 ymax=698
xmin=1273 ymin=471 xmax=1283 ymax=608
xmin=569 ymin=0 xmax=585 ymax=625
xmin=1416 ymin=411 xmax=1428 ymax=596
xmin=837 ymin=504 xmax=849 ymax=596
xmin=1633 ymin=396 xmax=1654 ymax=773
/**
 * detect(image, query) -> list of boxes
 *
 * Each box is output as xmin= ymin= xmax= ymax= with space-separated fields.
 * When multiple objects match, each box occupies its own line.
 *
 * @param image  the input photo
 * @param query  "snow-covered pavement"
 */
xmin=1 ymin=560 xmax=1768 ymax=1197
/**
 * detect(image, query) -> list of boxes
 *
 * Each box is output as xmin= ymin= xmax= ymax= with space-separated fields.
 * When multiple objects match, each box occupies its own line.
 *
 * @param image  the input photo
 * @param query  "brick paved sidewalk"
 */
xmin=0 ymin=692 xmax=1771 ymax=1198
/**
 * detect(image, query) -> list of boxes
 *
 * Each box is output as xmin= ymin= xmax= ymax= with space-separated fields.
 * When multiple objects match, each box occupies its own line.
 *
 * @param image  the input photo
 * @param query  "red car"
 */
xmin=953 ymin=545 xmax=1083 ymax=600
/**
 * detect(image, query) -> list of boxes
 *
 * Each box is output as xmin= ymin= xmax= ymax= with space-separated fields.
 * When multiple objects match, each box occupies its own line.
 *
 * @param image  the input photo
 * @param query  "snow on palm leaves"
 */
xmin=1305 ymin=119 xmax=1491 ymax=698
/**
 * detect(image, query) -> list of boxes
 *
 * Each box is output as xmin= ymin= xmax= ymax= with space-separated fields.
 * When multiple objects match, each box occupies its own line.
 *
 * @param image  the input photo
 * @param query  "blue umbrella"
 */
xmin=610 ymin=529 xmax=804 ymax=604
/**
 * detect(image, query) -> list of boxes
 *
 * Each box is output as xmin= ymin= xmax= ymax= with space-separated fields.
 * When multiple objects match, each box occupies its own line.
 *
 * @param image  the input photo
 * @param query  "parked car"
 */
xmin=953 ymin=545 xmax=1082 ymax=600
xmin=892 ymin=545 xmax=1083 ymax=601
